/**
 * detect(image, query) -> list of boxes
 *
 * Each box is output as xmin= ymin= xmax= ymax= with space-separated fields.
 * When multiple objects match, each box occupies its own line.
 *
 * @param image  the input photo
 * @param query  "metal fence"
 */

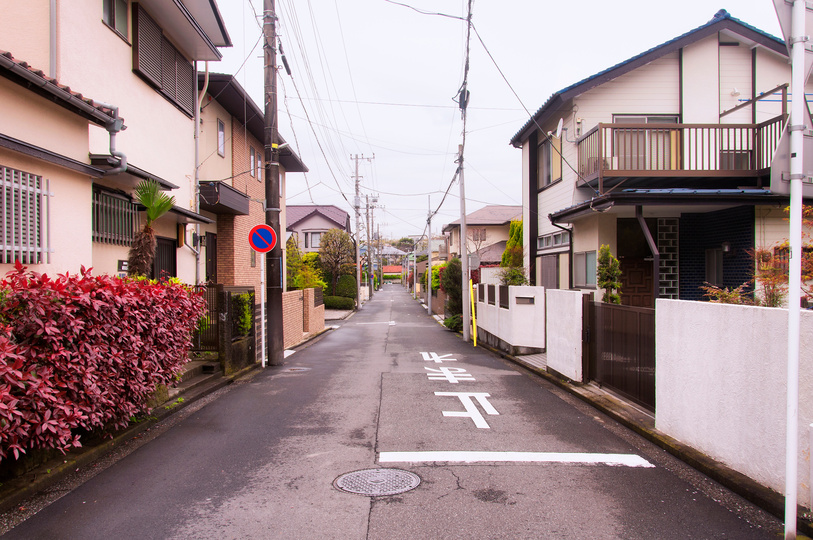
xmin=499 ymin=285 xmax=509 ymax=309
xmin=192 ymin=285 xmax=218 ymax=352
xmin=588 ymin=302 xmax=656 ymax=411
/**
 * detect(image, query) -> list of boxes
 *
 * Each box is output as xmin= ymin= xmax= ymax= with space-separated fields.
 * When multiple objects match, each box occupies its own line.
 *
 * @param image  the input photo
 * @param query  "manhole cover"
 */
xmin=283 ymin=367 xmax=310 ymax=373
xmin=334 ymin=468 xmax=420 ymax=496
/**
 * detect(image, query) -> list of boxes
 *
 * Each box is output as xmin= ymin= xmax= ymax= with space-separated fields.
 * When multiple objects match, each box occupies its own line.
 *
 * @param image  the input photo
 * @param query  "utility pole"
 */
xmin=457 ymin=0 xmax=474 ymax=343
xmin=366 ymin=195 xmax=373 ymax=298
xmin=351 ymin=154 xmax=372 ymax=309
xmin=263 ymin=0 xmax=283 ymax=366
xmin=427 ymin=196 xmax=432 ymax=316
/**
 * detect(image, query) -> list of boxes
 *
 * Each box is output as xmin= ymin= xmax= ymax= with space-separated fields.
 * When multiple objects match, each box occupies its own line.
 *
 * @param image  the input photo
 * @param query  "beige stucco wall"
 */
xmin=0 ymin=77 xmax=89 ymax=161
xmin=0 ymin=2 xmax=51 ymax=72
xmin=682 ymin=35 xmax=720 ymax=123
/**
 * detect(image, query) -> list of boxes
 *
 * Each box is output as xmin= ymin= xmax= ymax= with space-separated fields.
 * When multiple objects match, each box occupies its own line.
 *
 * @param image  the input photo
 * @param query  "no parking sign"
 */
xmin=248 ymin=224 xmax=278 ymax=253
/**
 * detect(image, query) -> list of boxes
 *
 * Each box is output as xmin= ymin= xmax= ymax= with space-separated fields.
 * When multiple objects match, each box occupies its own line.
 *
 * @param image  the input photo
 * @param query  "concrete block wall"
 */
xmin=657 ymin=299 xmax=813 ymax=507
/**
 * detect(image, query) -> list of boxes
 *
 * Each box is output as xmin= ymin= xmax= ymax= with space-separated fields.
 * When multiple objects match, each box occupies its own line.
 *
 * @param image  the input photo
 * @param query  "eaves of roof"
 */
xmin=549 ymin=189 xmax=789 ymax=223
xmin=509 ymin=11 xmax=786 ymax=148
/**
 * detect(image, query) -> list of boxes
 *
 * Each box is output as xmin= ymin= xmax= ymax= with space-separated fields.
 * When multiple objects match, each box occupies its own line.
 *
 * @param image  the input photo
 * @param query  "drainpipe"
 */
xmin=635 ymin=205 xmax=659 ymax=303
xmin=194 ymin=61 xmax=210 ymax=284
xmin=551 ymin=220 xmax=573 ymax=290
xmin=92 ymin=101 xmax=127 ymax=175
xmin=49 ymin=0 xmax=57 ymax=79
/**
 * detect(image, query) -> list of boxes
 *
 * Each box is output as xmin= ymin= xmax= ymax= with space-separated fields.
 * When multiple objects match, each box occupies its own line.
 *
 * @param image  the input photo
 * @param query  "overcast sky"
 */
xmin=210 ymin=1 xmax=783 ymax=241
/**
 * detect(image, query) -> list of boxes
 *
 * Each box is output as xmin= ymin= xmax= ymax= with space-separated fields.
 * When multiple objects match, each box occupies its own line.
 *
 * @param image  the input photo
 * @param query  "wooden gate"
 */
xmin=587 ymin=302 xmax=655 ymax=412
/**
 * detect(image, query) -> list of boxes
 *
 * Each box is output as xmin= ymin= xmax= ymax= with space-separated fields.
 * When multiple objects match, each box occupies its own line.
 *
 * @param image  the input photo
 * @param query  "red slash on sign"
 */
xmin=248 ymin=224 xmax=277 ymax=253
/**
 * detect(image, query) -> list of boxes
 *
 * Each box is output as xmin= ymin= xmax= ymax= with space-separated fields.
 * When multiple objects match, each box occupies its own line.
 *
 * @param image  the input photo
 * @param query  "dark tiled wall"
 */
xmin=679 ymin=206 xmax=754 ymax=301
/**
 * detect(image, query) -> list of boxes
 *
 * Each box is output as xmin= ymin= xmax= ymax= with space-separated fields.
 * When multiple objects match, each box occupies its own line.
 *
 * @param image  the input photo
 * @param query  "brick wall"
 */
xmin=282 ymin=290 xmax=304 ymax=348
xmin=303 ymin=288 xmax=325 ymax=334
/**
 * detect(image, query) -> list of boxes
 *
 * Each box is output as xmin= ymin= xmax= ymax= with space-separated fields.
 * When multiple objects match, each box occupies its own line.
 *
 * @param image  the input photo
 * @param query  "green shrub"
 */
xmin=444 ymin=314 xmax=463 ymax=332
xmin=335 ymin=274 xmax=357 ymax=299
xmin=232 ymin=292 xmax=254 ymax=336
xmin=324 ymin=296 xmax=355 ymax=310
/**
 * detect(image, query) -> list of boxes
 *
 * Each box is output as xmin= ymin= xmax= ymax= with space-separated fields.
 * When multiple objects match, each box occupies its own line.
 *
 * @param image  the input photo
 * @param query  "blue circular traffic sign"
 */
xmin=249 ymin=224 xmax=278 ymax=253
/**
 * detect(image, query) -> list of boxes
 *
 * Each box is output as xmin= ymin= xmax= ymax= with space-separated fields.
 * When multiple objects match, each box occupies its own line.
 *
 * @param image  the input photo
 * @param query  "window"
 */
xmin=537 ymin=231 xmax=569 ymax=251
xmin=132 ymin=4 xmax=195 ymax=115
xmin=537 ymin=135 xmax=562 ymax=189
xmin=305 ymin=232 xmax=322 ymax=249
xmin=612 ymin=115 xmax=679 ymax=171
xmin=250 ymin=147 xmax=256 ymax=177
xmin=92 ymin=188 xmax=136 ymax=246
xmin=1 ymin=166 xmax=51 ymax=264
xmin=256 ymin=156 xmax=262 ymax=180
xmin=705 ymin=248 xmax=723 ymax=287
xmin=470 ymin=228 xmax=486 ymax=242
xmin=217 ymin=120 xmax=225 ymax=157
xmin=574 ymin=251 xmax=597 ymax=288
xmin=103 ymin=0 xmax=128 ymax=38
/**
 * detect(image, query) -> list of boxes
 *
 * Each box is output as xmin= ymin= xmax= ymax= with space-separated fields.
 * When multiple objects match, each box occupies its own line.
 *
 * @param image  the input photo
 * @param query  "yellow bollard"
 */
xmin=470 ymin=279 xmax=477 ymax=347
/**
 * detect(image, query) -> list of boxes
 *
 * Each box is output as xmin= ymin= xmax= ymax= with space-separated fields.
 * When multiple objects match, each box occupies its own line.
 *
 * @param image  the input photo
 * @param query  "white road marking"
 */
xmin=435 ymin=392 xmax=499 ymax=428
xmin=425 ymin=367 xmax=476 ymax=383
xmin=421 ymin=352 xmax=457 ymax=363
xmin=284 ymin=349 xmax=295 ymax=358
xmin=378 ymin=451 xmax=654 ymax=468
xmin=356 ymin=321 xmax=396 ymax=325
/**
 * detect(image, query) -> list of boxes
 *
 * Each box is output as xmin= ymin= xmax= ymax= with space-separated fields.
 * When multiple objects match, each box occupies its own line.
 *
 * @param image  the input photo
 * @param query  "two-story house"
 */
xmin=443 ymin=205 xmax=522 ymax=265
xmin=197 ymin=72 xmax=307 ymax=290
xmin=512 ymin=10 xmax=811 ymax=307
xmin=286 ymin=205 xmax=351 ymax=255
xmin=0 ymin=1 xmax=231 ymax=282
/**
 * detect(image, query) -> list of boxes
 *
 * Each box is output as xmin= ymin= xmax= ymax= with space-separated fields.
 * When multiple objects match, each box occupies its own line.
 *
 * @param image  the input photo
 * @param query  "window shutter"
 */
xmin=160 ymin=36 xmax=177 ymax=99
xmin=175 ymin=51 xmax=194 ymax=115
xmin=133 ymin=4 xmax=162 ymax=88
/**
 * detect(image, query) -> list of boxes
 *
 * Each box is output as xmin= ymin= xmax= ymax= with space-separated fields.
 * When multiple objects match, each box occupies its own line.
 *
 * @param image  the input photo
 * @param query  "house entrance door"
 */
xmin=619 ymin=259 xmax=653 ymax=307
xmin=617 ymin=218 xmax=656 ymax=308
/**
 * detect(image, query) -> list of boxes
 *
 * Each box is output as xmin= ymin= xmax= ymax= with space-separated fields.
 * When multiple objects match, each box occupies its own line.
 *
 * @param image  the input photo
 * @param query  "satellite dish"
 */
xmin=555 ymin=118 xmax=564 ymax=139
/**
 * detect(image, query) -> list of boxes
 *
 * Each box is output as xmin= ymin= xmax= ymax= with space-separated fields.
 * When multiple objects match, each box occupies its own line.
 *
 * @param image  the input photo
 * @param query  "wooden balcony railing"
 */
xmin=577 ymin=115 xmax=785 ymax=194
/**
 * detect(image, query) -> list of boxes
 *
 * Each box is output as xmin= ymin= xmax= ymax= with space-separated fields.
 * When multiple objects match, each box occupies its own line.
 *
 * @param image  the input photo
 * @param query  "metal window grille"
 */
xmin=93 ymin=189 xmax=137 ymax=246
xmin=1 ymin=166 xmax=51 ymax=264
xmin=499 ymin=285 xmax=509 ymax=309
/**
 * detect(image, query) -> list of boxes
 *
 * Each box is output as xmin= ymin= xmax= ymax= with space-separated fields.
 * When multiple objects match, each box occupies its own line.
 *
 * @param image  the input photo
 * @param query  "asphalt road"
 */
xmin=0 ymin=284 xmax=783 ymax=539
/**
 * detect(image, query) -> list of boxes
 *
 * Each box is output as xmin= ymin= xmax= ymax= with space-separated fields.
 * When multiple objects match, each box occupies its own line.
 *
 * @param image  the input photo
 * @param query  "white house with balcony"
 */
xmin=512 ymin=9 xmax=813 ymax=307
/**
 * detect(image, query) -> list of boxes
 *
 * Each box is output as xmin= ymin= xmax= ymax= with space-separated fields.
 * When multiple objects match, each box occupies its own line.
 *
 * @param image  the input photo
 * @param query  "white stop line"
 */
xmin=378 ymin=451 xmax=654 ymax=468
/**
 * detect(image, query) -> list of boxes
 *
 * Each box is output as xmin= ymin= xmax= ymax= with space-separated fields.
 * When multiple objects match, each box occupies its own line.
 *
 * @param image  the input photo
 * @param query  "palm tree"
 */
xmin=127 ymin=180 xmax=175 ymax=277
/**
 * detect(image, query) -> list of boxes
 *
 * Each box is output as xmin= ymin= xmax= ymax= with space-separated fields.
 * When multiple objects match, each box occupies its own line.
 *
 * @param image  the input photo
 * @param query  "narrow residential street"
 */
xmin=1 ymin=285 xmax=782 ymax=539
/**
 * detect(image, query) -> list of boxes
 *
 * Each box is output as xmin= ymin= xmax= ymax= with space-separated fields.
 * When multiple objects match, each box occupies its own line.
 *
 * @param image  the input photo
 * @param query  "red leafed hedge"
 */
xmin=0 ymin=263 xmax=205 ymax=461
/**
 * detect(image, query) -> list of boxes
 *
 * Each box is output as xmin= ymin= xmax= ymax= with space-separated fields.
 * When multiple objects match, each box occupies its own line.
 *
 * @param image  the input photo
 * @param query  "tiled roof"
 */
xmin=286 ymin=205 xmax=350 ymax=230
xmin=0 ymin=51 xmax=119 ymax=127
xmin=510 ymin=10 xmax=785 ymax=146
xmin=443 ymin=205 xmax=522 ymax=231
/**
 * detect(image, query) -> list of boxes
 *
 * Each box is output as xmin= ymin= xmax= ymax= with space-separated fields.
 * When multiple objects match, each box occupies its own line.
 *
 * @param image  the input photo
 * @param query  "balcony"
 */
xmin=576 ymin=115 xmax=785 ymax=194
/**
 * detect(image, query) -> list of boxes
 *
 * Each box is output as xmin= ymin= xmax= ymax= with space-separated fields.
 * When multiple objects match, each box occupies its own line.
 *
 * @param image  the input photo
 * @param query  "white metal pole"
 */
xmin=261 ymin=252 xmax=267 ymax=368
xmin=785 ymin=1 xmax=805 ymax=536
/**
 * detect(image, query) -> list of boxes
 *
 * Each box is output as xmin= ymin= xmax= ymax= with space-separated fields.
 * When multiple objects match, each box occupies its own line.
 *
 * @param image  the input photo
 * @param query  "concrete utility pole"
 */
xmin=366 ymin=195 xmax=373 ymax=298
xmin=457 ymin=0 xmax=473 ymax=342
xmin=351 ymin=154 xmax=372 ymax=309
xmin=427 ymin=195 xmax=432 ymax=316
xmin=263 ymin=0 xmax=283 ymax=366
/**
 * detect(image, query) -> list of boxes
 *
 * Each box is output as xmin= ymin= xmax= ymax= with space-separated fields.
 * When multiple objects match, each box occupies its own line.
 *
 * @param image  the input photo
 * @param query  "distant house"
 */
xmin=383 ymin=265 xmax=403 ymax=275
xmin=443 ymin=205 xmax=522 ymax=264
xmin=286 ymin=205 xmax=351 ymax=253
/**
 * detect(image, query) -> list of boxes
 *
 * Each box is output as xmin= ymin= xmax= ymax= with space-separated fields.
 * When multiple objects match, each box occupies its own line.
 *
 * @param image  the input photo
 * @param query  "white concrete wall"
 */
xmin=475 ymin=286 xmax=545 ymax=350
xmin=656 ymin=299 xmax=813 ymax=506
xmin=545 ymin=289 xmax=586 ymax=382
